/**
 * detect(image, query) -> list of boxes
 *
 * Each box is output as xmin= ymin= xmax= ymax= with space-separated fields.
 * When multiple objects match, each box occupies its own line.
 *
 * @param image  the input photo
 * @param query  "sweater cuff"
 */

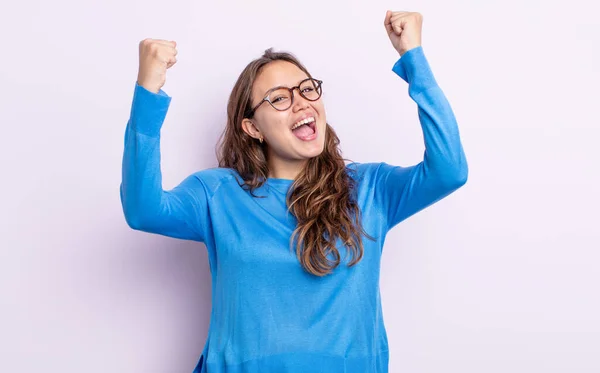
xmin=391 ymin=46 xmax=438 ymax=95
xmin=129 ymin=82 xmax=172 ymax=137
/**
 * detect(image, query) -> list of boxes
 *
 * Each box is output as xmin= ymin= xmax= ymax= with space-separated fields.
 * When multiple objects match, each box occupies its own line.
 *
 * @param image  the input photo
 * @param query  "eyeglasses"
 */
xmin=246 ymin=77 xmax=323 ymax=118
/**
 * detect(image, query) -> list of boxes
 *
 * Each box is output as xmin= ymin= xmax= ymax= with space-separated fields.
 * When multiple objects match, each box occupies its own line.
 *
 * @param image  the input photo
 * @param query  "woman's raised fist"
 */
xmin=136 ymin=38 xmax=178 ymax=93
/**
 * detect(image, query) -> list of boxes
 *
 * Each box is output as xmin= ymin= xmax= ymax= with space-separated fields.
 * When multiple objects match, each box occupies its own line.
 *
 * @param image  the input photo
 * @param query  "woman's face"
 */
xmin=242 ymin=60 xmax=327 ymax=173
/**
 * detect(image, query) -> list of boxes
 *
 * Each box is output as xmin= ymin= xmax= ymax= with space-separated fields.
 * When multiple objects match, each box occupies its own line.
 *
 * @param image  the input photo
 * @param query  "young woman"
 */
xmin=120 ymin=10 xmax=468 ymax=373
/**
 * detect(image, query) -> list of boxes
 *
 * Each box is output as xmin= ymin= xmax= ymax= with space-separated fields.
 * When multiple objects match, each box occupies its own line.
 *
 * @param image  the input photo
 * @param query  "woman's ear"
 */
xmin=242 ymin=118 xmax=262 ymax=140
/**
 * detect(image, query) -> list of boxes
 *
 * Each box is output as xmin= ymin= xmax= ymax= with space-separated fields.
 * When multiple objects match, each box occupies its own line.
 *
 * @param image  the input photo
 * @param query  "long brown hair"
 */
xmin=216 ymin=47 xmax=374 ymax=277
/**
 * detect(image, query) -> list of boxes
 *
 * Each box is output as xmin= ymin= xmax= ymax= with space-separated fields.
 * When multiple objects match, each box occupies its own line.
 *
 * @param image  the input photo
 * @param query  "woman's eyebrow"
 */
xmin=262 ymin=78 xmax=309 ymax=96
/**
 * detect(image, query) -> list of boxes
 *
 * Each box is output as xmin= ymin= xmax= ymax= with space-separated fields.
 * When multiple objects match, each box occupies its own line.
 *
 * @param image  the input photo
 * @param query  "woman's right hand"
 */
xmin=136 ymin=38 xmax=178 ymax=94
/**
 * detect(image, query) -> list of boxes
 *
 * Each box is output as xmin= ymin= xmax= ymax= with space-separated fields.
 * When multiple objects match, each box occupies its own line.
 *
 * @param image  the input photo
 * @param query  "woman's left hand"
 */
xmin=384 ymin=10 xmax=423 ymax=56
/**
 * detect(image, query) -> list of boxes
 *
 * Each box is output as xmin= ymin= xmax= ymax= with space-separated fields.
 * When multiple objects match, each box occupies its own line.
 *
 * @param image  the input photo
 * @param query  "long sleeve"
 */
xmin=375 ymin=46 xmax=468 ymax=231
xmin=119 ymin=83 xmax=208 ymax=242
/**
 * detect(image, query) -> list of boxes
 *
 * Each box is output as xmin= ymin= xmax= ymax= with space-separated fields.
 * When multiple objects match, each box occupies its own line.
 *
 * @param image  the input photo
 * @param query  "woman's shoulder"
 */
xmin=187 ymin=166 xmax=241 ymax=196
xmin=346 ymin=161 xmax=409 ymax=188
xmin=345 ymin=161 xmax=387 ymax=178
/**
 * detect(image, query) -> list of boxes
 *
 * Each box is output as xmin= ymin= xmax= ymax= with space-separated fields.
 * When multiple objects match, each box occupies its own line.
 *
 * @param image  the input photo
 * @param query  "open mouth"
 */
xmin=291 ymin=119 xmax=317 ymax=141
xmin=291 ymin=116 xmax=317 ymax=138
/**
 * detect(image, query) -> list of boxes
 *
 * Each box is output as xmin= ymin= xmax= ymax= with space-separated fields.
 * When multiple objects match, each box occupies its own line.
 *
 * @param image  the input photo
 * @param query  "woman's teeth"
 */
xmin=291 ymin=117 xmax=315 ymax=130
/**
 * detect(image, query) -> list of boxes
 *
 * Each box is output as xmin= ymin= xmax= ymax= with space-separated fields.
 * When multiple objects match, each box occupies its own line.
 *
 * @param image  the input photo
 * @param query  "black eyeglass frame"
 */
xmin=246 ymin=78 xmax=323 ymax=118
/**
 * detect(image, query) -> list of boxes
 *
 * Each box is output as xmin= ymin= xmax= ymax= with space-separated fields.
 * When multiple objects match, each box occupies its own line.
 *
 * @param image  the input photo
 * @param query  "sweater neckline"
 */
xmin=267 ymin=177 xmax=294 ymax=183
xmin=265 ymin=177 xmax=294 ymax=193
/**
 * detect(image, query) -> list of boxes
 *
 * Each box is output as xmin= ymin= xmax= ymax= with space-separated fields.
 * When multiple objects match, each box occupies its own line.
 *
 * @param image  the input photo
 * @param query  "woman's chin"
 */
xmin=298 ymin=142 xmax=326 ymax=159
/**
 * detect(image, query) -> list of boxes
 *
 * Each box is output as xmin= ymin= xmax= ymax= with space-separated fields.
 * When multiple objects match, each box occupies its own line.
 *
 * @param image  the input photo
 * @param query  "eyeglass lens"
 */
xmin=269 ymin=79 xmax=322 ymax=111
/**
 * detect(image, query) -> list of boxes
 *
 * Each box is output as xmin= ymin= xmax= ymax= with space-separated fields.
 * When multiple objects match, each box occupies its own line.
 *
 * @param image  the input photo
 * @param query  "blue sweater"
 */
xmin=120 ymin=46 xmax=467 ymax=373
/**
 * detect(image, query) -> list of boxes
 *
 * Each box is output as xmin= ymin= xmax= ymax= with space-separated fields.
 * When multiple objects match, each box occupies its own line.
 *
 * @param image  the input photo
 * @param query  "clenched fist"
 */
xmin=136 ymin=38 xmax=178 ymax=94
xmin=384 ymin=11 xmax=422 ymax=57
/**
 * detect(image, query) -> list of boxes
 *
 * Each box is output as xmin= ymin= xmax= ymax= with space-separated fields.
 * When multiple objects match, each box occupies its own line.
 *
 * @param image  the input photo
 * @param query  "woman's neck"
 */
xmin=267 ymin=155 xmax=307 ymax=180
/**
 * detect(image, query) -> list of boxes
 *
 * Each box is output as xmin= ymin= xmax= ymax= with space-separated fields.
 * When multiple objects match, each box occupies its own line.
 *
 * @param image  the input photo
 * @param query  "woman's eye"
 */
xmin=273 ymin=97 xmax=287 ymax=102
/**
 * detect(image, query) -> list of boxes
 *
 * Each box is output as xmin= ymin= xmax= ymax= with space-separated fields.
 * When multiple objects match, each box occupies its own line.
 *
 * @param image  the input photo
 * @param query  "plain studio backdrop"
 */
xmin=1 ymin=0 xmax=598 ymax=372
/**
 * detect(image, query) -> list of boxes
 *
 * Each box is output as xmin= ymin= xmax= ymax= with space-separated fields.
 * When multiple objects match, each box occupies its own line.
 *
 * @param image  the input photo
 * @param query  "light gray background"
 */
xmin=1 ymin=0 xmax=598 ymax=372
